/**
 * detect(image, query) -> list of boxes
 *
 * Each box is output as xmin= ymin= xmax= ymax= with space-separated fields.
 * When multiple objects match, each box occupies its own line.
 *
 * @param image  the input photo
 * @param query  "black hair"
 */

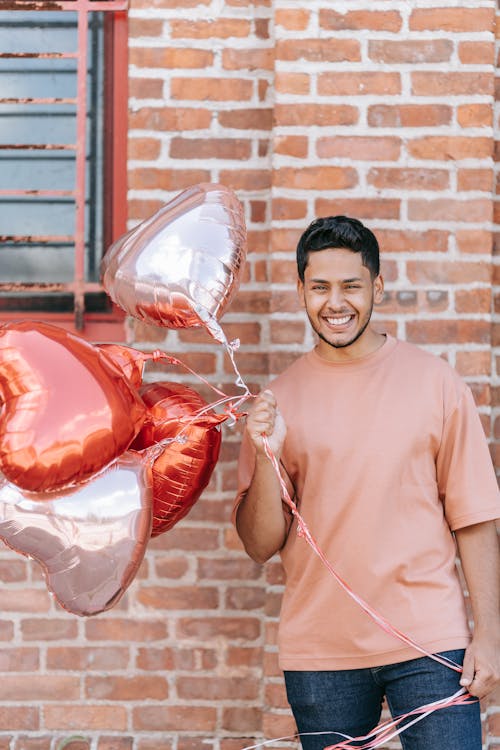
xmin=296 ymin=216 xmax=380 ymax=281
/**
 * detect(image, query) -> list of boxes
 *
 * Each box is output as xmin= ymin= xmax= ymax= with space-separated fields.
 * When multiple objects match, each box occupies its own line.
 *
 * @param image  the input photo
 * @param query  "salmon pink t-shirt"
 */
xmin=234 ymin=335 xmax=500 ymax=670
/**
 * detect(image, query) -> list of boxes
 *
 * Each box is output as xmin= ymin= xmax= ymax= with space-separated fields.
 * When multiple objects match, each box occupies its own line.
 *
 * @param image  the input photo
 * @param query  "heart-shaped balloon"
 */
xmin=0 ymin=321 xmax=146 ymax=493
xmin=130 ymin=382 xmax=226 ymax=537
xmin=0 ymin=452 xmax=152 ymax=616
xmin=101 ymin=183 xmax=247 ymax=336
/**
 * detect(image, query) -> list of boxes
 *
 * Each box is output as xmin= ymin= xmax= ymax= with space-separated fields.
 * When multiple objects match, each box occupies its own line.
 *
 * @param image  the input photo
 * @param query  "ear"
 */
xmin=297 ymin=278 xmax=306 ymax=308
xmin=373 ymin=274 xmax=384 ymax=305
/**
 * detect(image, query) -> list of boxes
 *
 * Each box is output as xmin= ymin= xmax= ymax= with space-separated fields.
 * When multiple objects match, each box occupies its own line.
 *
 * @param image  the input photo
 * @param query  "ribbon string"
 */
xmin=251 ymin=434 xmax=476 ymax=750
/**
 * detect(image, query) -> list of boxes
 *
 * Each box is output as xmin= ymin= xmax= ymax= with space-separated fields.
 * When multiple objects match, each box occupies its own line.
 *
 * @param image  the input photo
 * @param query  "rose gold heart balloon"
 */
xmin=131 ymin=382 xmax=226 ymax=537
xmin=0 ymin=321 xmax=146 ymax=493
xmin=0 ymin=452 xmax=152 ymax=616
xmin=101 ymin=183 xmax=247 ymax=337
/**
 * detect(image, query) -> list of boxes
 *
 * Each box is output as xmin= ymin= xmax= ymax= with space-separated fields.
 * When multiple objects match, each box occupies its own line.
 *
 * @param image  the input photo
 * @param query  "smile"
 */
xmin=325 ymin=315 xmax=353 ymax=327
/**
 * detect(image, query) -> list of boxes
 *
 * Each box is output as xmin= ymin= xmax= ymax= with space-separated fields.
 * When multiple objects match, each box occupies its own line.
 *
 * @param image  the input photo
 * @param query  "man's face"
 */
xmin=297 ymin=247 xmax=384 ymax=360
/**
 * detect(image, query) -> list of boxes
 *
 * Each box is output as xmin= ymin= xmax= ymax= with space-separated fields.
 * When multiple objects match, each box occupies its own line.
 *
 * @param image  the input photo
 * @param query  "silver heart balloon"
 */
xmin=101 ymin=183 xmax=247 ymax=335
xmin=0 ymin=452 xmax=153 ymax=616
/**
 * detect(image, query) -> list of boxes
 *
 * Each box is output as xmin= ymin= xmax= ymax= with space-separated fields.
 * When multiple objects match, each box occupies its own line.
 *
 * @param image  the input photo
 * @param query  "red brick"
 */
xmin=133 ymin=706 xmax=216 ymax=732
xmin=218 ymin=108 xmax=273 ymax=130
xmin=407 ymin=261 xmax=491 ymax=285
xmin=170 ymin=137 xmax=251 ymax=160
xmin=128 ymin=169 xmax=210 ymax=191
xmin=0 ymin=675 xmax=79 ymax=701
xmin=272 ymin=198 xmax=307 ymax=221
xmin=408 ymin=137 xmax=492 ymax=161
xmin=408 ymin=199 xmax=492 ymax=223
xmin=129 ymin=107 xmax=211 ymax=131
xmin=21 ymin=619 xmax=77 ymax=641
xmin=275 ymin=8 xmax=310 ymax=30
xmin=226 ymin=586 xmax=266 ymax=610
xmin=46 ymin=646 xmax=129 ymax=671
xmin=275 ymin=103 xmax=359 ymax=127
xmin=0 ymin=647 xmax=38 ymax=671
xmin=406 ymin=320 xmax=491 ymax=345
xmin=275 ymin=72 xmax=310 ymax=95
xmin=128 ymin=74 xmax=165 ymax=99
xmin=317 ymin=136 xmax=401 ymax=161
xmin=368 ymin=104 xmax=451 ymax=128
xmin=175 ymin=616 xmax=261 ymax=641
xmin=222 ymin=706 xmax=262 ymax=732
xmin=412 ymin=72 xmax=493 ymax=97
xmin=368 ymin=168 xmax=449 ymax=191
xmin=457 ymin=104 xmax=493 ymax=128
xmin=128 ymin=138 xmax=161 ymax=161
xmin=274 ymin=166 xmax=357 ymax=190
xmin=457 ymin=169 xmax=493 ymax=192
xmin=14 ymin=737 xmax=52 ymax=750
xmin=315 ymin=198 xmax=400 ymax=221
xmin=84 ymin=619 xmax=167 ymax=642
xmin=318 ymin=72 xmax=401 ymax=96
xmin=85 ymin=676 xmax=168 ymax=701
xmin=128 ymin=18 xmax=163 ymax=37
xmin=130 ymin=48 xmax=213 ymax=69
xmin=0 ymin=707 xmax=38 ymax=730
xmin=319 ymin=9 xmax=402 ymax=31
xmin=44 ymin=706 xmax=128 ymax=731
xmin=277 ymin=38 xmax=360 ymax=62
xmin=456 ymin=351 xmax=491 ymax=378
xmin=133 ymin=0 xmax=210 ymax=6
xmin=369 ymin=39 xmax=452 ymax=63
xmin=98 ymin=739 xmax=133 ymax=750
xmin=376 ymin=229 xmax=449 ymax=254
xmin=409 ymin=8 xmax=494 ymax=32
xmin=149 ymin=526 xmax=220 ymax=551
xmin=197 ymin=557 xmax=262 ymax=581
xmin=274 ymin=134 xmax=308 ymax=158
xmin=137 ymin=585 xmax=219 ymax=610
xmin=270 ymin=320 xmax=306 ymax=344
xmin=170 ymin=19 xmax=251 ymax=38
xmin=222 ymin=48 xmax=274 ymax=71
xmin=456 ymin=288 xmax=491 ymax=314
xmin=0 ymin=589 xmax=49 ymax=613
xmin=459 ymin=41 xmax=495 ymax=65
xmin=219 ymin=169 xmax=271 ymax=191
xmin=177 ymin=675 xmax=260 ymax=700
xmin=0 ymin=559 xmax=27 ymax=582
xmin=154 ymin=555 xmax=189 ymax=579
xmin=170 ymin=78 xmax=253 ymax=101
xmin=456 ymin=230 xmax=492 ymax=255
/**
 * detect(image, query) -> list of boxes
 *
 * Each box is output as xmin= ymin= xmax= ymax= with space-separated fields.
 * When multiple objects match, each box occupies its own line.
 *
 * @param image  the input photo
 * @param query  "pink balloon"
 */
xmin=0 ymin=453 xmax=152 ymax=616
xmin=101 ymin=183 xmax=247 ymax=334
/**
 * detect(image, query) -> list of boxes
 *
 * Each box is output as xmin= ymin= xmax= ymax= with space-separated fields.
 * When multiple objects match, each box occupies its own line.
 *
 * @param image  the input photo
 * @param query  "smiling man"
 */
xmin=234 ymin=216 xmax=500 ymax=750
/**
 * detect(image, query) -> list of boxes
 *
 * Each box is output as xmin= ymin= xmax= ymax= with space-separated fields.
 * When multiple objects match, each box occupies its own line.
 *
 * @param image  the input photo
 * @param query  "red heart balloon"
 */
xmin=0 ymin=321 xmax=146 ymax=493
xmin=0 ymin=452 xmax=152 ymax=616
xmin=130 ymin=382 xmax=226 ymax=537
xmin=101 ymin=183 xmax=247 ymax=334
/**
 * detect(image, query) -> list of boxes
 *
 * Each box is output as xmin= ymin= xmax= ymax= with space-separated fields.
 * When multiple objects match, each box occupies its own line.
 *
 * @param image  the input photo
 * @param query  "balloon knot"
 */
xmin=229 ymin=338 xmax=240 ymax=352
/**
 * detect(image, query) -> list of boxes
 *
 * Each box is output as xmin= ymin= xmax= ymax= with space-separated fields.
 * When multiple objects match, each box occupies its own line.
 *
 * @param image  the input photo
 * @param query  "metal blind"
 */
xmin=0 ymin=0 xmax=127 ymax=330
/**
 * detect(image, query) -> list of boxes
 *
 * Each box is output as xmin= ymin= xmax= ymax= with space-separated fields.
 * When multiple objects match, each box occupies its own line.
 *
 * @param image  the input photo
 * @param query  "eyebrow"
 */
xmin=308 ymin=277 xmax=364 ymax=283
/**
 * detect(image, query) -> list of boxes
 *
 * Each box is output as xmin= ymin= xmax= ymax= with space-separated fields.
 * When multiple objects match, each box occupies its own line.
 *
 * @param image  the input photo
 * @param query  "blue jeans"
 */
xmin=284 ymin=650 xmax=481 ymax=750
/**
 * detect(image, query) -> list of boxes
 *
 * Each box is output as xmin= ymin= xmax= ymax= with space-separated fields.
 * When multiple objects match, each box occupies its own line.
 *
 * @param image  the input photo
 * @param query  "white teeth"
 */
xmin=326 ymin=315 xmax=351 ymax=326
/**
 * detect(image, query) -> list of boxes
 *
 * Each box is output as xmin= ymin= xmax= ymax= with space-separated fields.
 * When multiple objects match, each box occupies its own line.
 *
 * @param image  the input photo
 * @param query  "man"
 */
xmin=234 ymin=216 xmax=500 ymax=750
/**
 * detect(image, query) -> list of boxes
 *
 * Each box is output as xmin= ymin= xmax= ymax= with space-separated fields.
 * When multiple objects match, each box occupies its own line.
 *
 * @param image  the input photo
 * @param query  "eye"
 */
xmin=345 ymin=284 xmax=362 ymax=290
xmin=311 ymin=284 xmax=328 ymax=291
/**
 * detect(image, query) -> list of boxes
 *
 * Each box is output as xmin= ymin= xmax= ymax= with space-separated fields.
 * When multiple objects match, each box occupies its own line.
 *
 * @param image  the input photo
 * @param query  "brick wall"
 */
xmin=0 ymin=2 xmax=498 ymax=750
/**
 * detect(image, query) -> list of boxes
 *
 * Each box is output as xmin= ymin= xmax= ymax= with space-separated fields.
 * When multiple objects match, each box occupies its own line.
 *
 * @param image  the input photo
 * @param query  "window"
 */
xmin=0 ymin=0 xmax=128 ymax=338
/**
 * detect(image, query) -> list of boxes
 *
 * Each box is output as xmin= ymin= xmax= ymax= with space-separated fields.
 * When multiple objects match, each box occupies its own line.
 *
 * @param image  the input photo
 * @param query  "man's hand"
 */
xmin=460 ymin=635 xmax=500 ymax=698
xmin=246 ymin=390 xmax=287 ymax=457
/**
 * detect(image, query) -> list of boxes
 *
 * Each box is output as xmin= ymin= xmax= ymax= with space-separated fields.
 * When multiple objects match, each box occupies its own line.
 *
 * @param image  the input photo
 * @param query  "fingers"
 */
xmin=247 ymin=390 xmax=277 ymax=441
xmin=460 ymin=647 xmax=500 ymax=699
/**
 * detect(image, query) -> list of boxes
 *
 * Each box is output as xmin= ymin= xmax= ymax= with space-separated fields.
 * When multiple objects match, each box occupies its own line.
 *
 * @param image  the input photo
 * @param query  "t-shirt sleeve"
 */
xmin=436 ymin=386 xmax=500 ymax=531
xmin=232 ymin=429 xmax=295 ymax=532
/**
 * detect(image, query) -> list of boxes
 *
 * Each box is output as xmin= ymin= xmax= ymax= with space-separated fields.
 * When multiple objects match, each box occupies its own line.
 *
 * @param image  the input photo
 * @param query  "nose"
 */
xmin=327 ymin=286 xmax=346 ymax=309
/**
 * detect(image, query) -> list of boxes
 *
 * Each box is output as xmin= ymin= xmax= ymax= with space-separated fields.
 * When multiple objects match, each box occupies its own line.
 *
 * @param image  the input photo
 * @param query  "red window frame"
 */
xmin=0 ymin=0 xmax=128 ymax=340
